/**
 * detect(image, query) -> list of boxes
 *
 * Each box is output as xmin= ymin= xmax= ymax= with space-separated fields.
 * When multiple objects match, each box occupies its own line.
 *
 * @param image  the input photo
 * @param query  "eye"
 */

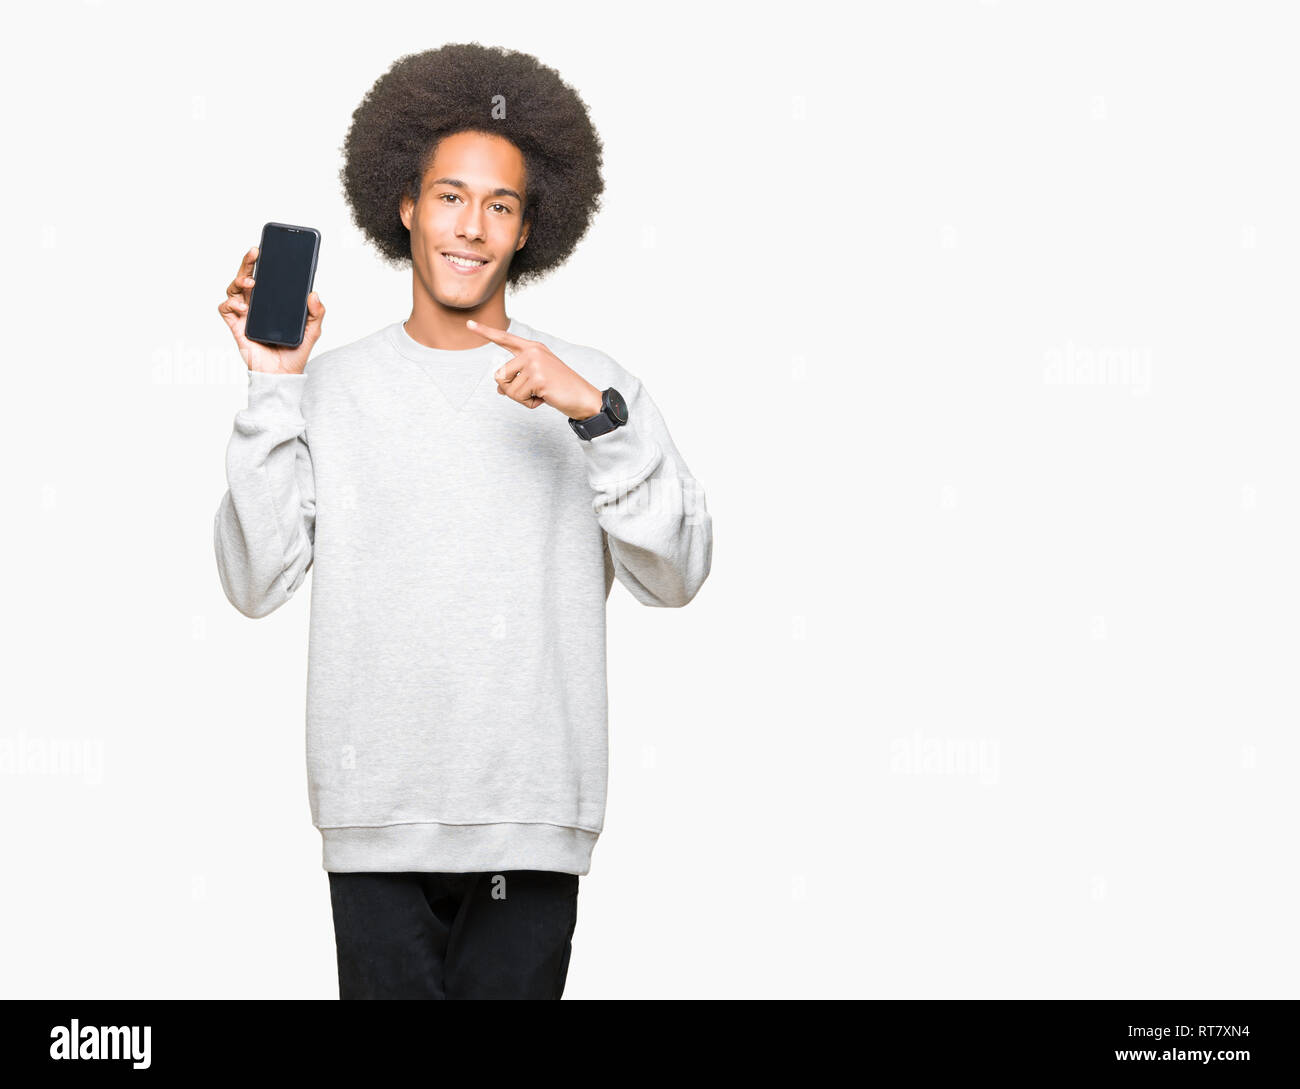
xmin=441 ymin=193 xmax=512 ymax=215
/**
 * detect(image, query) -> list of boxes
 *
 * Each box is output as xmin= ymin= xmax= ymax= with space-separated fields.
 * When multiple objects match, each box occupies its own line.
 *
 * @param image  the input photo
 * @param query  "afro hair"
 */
xmin=339 ymin=42 xmax=605 ymax=290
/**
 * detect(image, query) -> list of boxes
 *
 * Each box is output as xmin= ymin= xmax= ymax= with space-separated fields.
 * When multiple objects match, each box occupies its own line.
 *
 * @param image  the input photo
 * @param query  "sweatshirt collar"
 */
xmin=387 ymin=317 xmax=525 ymax=364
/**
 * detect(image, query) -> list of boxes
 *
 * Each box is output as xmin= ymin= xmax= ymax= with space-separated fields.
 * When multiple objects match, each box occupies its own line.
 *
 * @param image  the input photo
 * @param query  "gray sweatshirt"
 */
xmin=213 ymin=317 xmax=712 ymax=874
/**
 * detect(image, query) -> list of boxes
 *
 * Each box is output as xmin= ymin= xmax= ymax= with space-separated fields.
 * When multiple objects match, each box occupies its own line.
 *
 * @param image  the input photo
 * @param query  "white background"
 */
xmin=2 ymin=0 xmax=1296 ymax=999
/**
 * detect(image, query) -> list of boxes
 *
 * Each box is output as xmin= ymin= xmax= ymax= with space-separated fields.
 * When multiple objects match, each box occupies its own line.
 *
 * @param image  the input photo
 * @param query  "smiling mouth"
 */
xmin=442 ymin=253 xmax=490 ymax=272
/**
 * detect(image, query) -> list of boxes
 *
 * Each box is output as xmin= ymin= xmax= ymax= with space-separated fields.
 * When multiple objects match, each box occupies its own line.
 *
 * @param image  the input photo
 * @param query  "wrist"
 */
xmin=576 ymin=387 xmax=604 ymax=419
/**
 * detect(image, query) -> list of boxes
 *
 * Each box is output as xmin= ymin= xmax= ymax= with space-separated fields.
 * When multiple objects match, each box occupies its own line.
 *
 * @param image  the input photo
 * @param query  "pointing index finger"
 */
xmin=466 ymin=318 xmax=530 ymax=354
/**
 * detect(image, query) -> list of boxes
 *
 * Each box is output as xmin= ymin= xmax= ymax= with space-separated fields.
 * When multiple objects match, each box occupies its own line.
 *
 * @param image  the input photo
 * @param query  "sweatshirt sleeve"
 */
xmin=213 ymin=370 xmax=316 ymax=619
xmin=576 ymin=373 xmax=712 ymax=608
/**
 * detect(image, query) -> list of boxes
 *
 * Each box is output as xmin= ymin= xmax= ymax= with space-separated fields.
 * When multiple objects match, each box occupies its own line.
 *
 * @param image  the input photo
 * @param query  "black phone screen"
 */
xmin=245 ymin=223 xmax=320 ymax=348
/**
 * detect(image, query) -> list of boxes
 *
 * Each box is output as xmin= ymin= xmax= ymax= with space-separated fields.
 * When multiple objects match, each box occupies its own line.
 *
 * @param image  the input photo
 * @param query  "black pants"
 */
xmin=327 ymin=869 xmax=579 ymax=1000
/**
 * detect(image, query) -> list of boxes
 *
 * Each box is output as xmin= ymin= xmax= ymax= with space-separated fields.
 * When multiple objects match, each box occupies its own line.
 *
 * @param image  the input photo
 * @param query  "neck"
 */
xmin=404 ymin=286 xmax=509 ymax=350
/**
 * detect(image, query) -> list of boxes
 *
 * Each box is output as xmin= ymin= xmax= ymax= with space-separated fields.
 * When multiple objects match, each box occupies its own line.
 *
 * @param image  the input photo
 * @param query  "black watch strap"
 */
xmin=568 ymin=387 xmax=628 ymax=441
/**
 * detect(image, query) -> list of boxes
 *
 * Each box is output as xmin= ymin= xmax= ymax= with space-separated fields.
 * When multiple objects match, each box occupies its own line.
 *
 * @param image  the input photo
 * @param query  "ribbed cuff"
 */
xmin=577 ymin=416 xmax=662 ymax=492
xmin=246 ymin=369 xmax=308 ymax=415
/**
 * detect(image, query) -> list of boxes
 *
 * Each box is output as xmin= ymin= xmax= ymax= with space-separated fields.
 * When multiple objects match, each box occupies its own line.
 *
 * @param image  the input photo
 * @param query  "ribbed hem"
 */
xmin=318 ymin=821 xmax=599 ymax=875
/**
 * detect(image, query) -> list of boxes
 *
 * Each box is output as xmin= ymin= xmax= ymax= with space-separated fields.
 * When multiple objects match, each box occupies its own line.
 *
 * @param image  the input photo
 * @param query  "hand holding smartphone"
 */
xmin=217 ymin=222 xmax=325 ymax=375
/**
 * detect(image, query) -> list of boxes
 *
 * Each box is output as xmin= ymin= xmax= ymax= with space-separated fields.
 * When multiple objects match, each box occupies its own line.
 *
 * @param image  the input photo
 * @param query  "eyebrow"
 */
xmin=429 ymin=177 xmax=523 ymax=204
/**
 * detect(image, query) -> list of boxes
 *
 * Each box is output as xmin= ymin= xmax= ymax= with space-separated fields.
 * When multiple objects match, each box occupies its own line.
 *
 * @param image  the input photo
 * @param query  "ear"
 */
xmin=516 ymin=214 xmax=531 ymax=252
xmin=400 ymin=190 xmax=414 ymax=231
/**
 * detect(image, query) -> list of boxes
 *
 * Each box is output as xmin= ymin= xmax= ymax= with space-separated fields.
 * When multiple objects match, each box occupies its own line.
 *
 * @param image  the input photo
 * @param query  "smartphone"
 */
xmin=244 ymin=222 xmax=321 ymax=348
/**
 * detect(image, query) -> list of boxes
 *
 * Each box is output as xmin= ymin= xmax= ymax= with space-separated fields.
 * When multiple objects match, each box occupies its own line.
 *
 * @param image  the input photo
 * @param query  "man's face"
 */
xmin=400 ymin=130 xmax=530 ymax=309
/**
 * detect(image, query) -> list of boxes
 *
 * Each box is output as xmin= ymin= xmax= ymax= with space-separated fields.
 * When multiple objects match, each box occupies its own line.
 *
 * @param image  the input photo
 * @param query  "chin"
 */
xmin=429 ymin=289 xmax=485 ymax=312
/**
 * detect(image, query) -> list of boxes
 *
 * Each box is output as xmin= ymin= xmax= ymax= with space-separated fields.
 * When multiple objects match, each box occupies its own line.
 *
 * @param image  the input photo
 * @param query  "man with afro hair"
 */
xmin=213 ymin=43 xmax=712 ymax=1000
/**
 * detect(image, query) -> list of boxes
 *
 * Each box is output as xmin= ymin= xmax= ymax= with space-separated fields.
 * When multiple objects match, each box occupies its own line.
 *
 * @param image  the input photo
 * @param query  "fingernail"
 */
xmin=467 ymin=319 xmax=477 ymax=327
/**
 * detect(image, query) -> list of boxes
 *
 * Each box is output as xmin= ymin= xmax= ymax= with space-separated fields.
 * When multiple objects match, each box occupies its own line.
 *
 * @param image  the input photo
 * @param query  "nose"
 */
xmin=456 ymin=202 xmax=486 ymax=243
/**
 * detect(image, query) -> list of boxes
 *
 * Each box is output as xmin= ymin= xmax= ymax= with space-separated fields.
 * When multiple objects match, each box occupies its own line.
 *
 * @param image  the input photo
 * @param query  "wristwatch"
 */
xmin=568 ymin=387 xmax=628 ymax=441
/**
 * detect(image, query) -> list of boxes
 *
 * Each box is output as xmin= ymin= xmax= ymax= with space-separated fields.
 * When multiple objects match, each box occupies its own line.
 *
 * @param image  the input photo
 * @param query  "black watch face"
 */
xmin=606 ymin=388 xmax=628 ymax=424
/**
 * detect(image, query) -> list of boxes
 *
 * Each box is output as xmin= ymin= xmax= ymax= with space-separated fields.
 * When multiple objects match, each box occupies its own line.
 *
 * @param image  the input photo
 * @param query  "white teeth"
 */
xmin=444 ymin=254 xmax=487 ymax=268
